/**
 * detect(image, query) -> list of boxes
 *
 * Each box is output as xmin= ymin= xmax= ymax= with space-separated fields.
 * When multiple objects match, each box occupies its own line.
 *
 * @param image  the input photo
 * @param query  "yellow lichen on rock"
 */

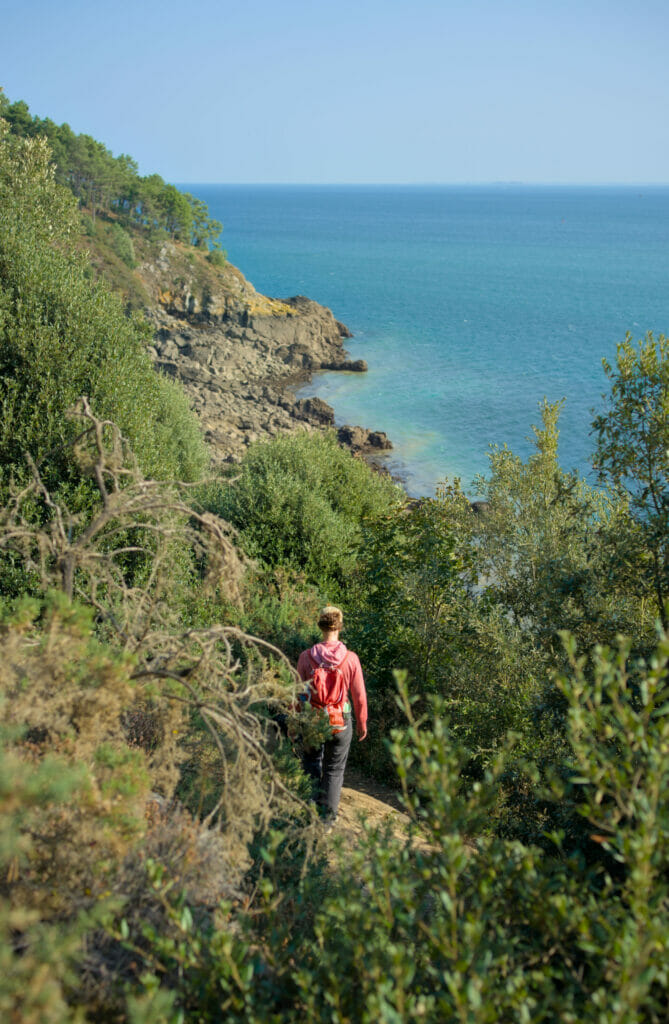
xmin=245 ymin=295 xmax=297 ymax=317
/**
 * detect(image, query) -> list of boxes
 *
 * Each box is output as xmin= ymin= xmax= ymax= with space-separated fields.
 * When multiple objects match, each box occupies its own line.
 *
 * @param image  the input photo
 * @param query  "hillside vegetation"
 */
xmin=0 ymin=92 xmax=223 ymax=249
xmin=0 ymin=96 xmax=667 ymax=1022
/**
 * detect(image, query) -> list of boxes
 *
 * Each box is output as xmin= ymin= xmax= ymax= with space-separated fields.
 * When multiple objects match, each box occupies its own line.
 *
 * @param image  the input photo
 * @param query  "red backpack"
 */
xmin=306 ymin=651 xmax=350 ymax=733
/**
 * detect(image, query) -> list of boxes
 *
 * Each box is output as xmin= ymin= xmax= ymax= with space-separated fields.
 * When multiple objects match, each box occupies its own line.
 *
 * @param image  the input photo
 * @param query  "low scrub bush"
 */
xmin=109 ymin=222 xmax=136 ymax=267
xmin=201 ymin=431 xmax=402 ymax=588
xmin=100 ymin=637 xmax=669 ymax=1023
xmin=206 ymin=247 xmax=227 ymax=268
xmin=235 ymin=565 xmax=323 ymax=662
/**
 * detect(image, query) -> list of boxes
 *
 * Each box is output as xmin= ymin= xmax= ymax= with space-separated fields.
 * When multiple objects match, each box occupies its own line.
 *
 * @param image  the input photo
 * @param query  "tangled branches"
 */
xmin=0 ymin=398 xmax=312 ymax=865
xmin=1 ymin=397 xmax=243 ymax=635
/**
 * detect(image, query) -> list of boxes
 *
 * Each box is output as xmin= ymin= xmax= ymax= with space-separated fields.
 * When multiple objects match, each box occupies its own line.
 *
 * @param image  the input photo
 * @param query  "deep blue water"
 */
xmin=182 ymin=185 xmax=669 ymax=496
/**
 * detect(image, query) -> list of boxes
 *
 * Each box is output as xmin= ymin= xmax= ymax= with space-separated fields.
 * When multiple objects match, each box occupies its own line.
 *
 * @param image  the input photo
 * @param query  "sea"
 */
xmin=182 ymin=185 xmax=669 ymax=497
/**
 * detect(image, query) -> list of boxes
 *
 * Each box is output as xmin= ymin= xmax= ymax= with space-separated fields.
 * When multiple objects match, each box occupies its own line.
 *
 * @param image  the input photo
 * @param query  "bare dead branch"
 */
xmin=1 ymin=397 xmax=314 ymax=855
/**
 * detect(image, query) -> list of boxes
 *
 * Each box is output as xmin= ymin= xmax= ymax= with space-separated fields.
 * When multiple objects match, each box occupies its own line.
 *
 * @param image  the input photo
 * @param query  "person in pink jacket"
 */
xmin=297 ymin=605 xmax=367 ymax=823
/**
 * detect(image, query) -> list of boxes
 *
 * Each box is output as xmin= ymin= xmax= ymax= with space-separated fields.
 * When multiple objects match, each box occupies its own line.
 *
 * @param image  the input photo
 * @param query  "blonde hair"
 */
xmin=317 ymin=605 xmax=343 ymax=633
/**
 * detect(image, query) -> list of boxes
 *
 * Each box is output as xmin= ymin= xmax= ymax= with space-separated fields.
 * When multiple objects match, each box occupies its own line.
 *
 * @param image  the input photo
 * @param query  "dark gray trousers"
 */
xmin=302 ymin=716 xmax=352 ymax=819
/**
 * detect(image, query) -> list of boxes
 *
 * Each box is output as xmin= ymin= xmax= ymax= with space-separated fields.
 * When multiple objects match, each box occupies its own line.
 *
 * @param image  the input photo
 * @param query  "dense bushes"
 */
xmin=2 ymin=333 xmax=668 ymax=1018
xmin=202 ymin=430 xmax=402 ymax=588
xmin=249 ymin=646 xmax=668 ymax=1023
xmin=0 ymin=565 xmax=309 ymax=1022
xmin=0 ymin=126 xmax=208 ymax=492
xmin=1 ymin=92 xmax=668 ymax=1019
xmin=6 ymin=637 xmax=657 ymax=1024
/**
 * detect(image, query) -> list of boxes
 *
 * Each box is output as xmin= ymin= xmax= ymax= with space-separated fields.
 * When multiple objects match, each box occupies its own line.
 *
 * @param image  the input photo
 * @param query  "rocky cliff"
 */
xmin=135 ymin=243 xmax=392 ymax=464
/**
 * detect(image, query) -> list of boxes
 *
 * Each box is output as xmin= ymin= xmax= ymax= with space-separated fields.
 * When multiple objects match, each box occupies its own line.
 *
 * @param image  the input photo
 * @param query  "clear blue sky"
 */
xmin=2 ymin=0 xmax=668 ymax=184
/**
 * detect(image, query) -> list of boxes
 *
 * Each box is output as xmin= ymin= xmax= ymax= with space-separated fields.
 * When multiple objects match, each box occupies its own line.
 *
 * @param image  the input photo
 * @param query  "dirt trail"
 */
xmin=333 ymin=770 xmax=472 ymax=855
xmin=334 ymin=768 xmax=418 ymax=844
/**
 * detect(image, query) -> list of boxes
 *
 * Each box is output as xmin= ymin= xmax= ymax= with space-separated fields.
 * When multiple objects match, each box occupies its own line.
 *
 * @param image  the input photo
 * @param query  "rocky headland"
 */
xmin=135 ymin=242 xmax=393 ymax=466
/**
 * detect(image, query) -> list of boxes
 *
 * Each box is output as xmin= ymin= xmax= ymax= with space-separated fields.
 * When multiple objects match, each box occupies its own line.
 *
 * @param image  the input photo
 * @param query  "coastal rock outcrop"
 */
xmin=294 ymin=397 xmax=336 ymax=426
xmin=321 ymin=358 xmax=368 ymax=372
xmin=136 ymin=244 xmax=392 ymax=464
xmin=337 ymin=425 xmax=393 ymax=454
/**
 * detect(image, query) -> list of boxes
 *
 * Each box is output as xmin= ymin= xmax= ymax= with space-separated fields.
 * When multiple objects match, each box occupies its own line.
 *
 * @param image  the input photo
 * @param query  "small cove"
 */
xmin=185 ymin=184 xmax=669 ymax=496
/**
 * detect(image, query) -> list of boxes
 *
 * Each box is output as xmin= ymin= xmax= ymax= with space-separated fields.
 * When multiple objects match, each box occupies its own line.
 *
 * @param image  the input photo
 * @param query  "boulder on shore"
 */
xmin=321 ymin=358 xmax=368 ymax=372
xmin=337 ymin=425 xmax=393 ymax=454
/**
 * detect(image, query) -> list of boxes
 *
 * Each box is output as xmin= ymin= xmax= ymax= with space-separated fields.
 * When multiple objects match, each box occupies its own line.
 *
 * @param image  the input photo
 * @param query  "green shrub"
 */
xmin=206 ymin=247 xmax=227 ymax=268
xmin=235 ymin=566 xmax=322 ymax=662
xmin=0 ymin=129 xmax=208 ymax=493
xmin=200 ymin=431 xmax=402 ymax=588
xmin=80 ymin=211 xmax=95 ymax=237
xmin=593 ymin=331 xmax=669 ymax=633
xmin=0 ymin=582 xmax=311 ymax=1022
xmin=115 ymin=636 xmax=669 ymax=1023
xmin=0 ymin=734 xmax=88 ymax=1024
xmin=110 ymin=222 xmax=136 ymax=267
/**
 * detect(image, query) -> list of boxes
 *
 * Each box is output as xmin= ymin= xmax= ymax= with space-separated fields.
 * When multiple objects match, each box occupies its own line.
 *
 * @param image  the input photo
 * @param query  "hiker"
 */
xmin=297 ymin=605 xmax=367 ymax=823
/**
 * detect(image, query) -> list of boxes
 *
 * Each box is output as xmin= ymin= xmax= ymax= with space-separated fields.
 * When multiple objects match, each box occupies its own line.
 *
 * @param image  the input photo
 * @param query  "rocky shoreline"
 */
xmin=137 ymin=243 xmax=393 ymax=467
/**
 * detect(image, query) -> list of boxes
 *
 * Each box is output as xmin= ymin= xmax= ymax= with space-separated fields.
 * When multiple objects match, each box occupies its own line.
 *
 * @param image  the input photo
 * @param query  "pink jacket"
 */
xmin=297 ymin=640 xmax=368 ymax=734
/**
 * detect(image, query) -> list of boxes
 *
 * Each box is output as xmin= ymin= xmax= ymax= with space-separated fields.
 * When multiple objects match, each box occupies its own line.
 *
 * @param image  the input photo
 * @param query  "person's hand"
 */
xmin=357 ymin=726 xmax=367 ymax=741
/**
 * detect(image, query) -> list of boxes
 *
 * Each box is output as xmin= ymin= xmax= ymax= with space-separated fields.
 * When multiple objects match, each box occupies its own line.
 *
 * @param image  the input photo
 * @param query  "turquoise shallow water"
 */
xmin=183 ymin=185 xmax=669 ymax=496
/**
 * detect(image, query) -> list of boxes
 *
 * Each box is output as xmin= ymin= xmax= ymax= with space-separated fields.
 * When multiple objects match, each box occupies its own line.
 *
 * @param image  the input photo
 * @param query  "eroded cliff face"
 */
xmin=135 ymin=243 xmax=391 ymax=464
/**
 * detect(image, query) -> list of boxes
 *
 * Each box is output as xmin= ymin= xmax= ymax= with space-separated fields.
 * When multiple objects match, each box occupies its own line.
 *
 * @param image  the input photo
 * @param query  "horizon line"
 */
xmin=175 ymin=179 xmax=669 ymax=189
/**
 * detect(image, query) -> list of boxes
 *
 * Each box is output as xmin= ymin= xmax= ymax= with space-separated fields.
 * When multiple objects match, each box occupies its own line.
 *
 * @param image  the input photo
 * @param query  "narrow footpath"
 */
xmin=334 ymin=768 xmax=416 ymax=844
